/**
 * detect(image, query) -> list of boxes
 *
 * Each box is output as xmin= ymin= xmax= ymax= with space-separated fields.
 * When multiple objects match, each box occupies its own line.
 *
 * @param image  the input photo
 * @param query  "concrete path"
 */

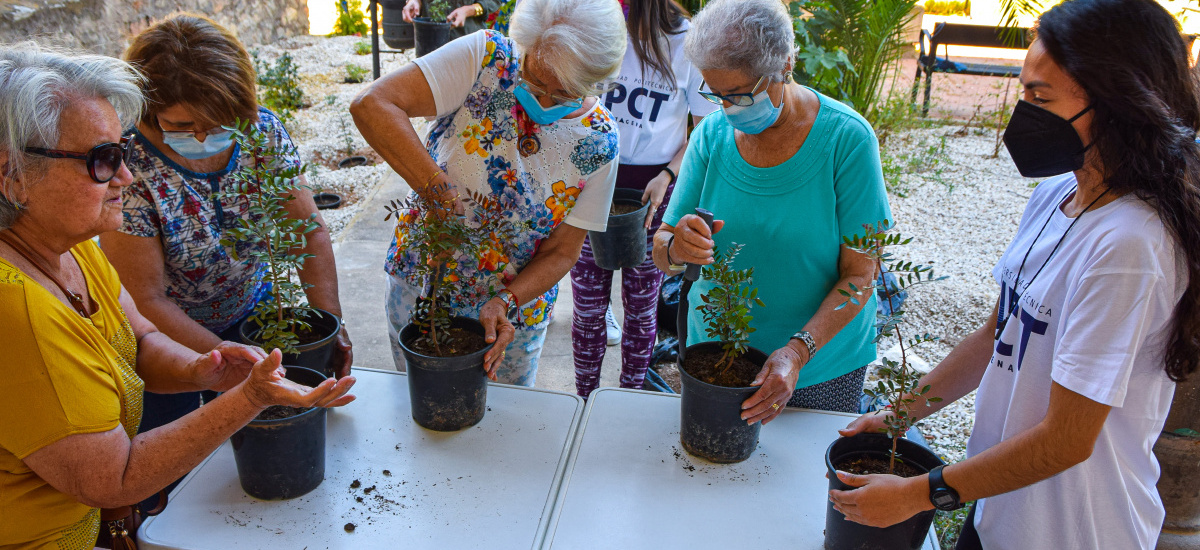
xmin=333 ymin=169 xmax=624 ymax=396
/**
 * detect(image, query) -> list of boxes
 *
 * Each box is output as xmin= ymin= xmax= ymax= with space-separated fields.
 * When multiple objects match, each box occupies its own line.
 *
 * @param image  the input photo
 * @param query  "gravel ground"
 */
xmin=875 ymin=123 xmax=1038 ymax=462
xmin=248 ymin=35 xmax=426 ymax=240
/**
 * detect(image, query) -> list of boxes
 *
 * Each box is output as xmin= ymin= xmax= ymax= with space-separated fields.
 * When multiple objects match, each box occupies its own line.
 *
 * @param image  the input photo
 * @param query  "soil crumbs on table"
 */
xmin=256 ymin=405 xmax=312 ymax=421
xmin=836 ymin=455 xmax=925 ymax=478
xmin=409 ymin=328 xmax=488 ymax=357
xmin=682 ymin=350 xmax=759 ymax=388
xmin=610 ymin=200 xmax=643 ymax=216
xmin=669 ymin=444 xmax=770 ymax=483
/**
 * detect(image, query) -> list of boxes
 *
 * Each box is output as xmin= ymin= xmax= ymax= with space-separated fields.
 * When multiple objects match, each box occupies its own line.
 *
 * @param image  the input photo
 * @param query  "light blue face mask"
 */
xmin=722 ymin=85 xmax=783 ymax=135
xmin=162 ymin=129 xmax=235 ymax=160
xmin=514 ymin=85 xmax=583 ymax=125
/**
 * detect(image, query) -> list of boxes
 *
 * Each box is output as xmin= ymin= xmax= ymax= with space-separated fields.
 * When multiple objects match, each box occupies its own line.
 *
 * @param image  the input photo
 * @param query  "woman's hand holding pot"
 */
xmin=838 ymin=409 xmax=894 ymax=438
xmin=740 ymin=344 xmax=803 ymax=425
xmin=239 ymin=349 xmax=357 ymax=410
xmin=479 ymin=297 xmax=516 ymax=380
xmin=641 ymin=172 xmax=671 ymax=230
xmin=669 ymin=214 xmax=724 ymax=265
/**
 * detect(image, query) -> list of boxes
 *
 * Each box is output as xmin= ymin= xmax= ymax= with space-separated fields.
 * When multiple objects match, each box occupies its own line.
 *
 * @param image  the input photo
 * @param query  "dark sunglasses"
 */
xmin=24 ymin=134 xmax=135 ymax=183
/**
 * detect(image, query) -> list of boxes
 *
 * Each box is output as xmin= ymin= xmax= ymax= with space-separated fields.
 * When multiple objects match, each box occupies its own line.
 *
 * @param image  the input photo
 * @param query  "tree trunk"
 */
xmin=1157 ymin=375 xmax=1200 ymax=549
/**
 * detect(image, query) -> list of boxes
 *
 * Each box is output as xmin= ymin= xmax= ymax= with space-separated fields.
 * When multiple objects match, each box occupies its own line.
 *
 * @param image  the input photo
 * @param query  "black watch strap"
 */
xmin=928 ymin=464 xmax=964 ymax=511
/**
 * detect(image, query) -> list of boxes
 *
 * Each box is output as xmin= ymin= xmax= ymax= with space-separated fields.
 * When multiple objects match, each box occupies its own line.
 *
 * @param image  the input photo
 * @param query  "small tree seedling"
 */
xmin=840 ymin=220 xmax=947 ymax=473
xmin=697 ymin=243 xmax=764 ymax=374
xmin=218 ymin=119 xmax=320 ymax=354
xmin=427 ymin=0 xmax=453 ymax=21
xmin=254 ymin=51 xmax=305 ymax=123
xmin=385 ymin=184 xmax=518 ymax=355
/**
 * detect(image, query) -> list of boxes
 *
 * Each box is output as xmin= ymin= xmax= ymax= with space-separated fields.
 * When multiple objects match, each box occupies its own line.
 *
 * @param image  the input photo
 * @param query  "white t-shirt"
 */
xmin=601 ymin=19 xmax=717 ymax=166
xmin=969 ymin=174 xmax=1184 ymax=549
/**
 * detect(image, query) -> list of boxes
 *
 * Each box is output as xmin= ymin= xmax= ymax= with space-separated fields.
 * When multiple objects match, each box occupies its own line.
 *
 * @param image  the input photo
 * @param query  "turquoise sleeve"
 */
xmin=832 ymin=121 xmax=892 ymax=241
xmin=662 ymin=117 xmax=713 ymax=227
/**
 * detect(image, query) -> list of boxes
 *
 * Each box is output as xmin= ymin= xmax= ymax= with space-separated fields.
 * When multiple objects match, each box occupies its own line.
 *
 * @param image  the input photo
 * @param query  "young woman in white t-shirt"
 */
xmin=829 ymin=0 xmax=1200 ymax=548
xmin=568 ymin=0 xmax=717 ymax=398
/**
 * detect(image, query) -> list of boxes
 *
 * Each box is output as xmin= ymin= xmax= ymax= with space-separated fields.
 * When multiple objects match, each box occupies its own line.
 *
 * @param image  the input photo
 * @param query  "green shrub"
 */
xmin=427 ymin=0 xmax=453 ymax=20
xmin=345 ymin=63 xmax=370 ymax=84
xmin=332 ymin=0 xmax=370 ymax=36
xmin=925 ymin=0 xmax=970 ymax=15
xmin=353 ymin=40 xmax=372 ymax=55
xmin=254 ymin=51 xmax=305 ymax=123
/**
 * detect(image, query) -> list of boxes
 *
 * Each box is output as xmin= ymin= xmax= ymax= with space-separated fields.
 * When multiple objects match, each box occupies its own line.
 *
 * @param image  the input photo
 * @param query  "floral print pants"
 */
xmin=386 ymin=274 xmax=548 ymax=387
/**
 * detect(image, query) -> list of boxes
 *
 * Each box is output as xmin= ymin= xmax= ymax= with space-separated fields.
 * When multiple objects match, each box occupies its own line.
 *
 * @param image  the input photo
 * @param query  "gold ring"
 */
xmin=771 ymin=403 xmax=780 ymax=411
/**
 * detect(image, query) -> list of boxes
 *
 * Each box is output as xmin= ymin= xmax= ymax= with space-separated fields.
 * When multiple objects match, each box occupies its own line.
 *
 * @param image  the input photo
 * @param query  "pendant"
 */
xmin=518 ymin=133 xmax=540 ymax=157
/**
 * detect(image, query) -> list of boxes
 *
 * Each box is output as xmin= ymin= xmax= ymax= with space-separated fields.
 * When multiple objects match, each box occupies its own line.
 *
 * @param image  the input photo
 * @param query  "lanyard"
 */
xmin=995 ymin=186 xmax=1109 ymax=340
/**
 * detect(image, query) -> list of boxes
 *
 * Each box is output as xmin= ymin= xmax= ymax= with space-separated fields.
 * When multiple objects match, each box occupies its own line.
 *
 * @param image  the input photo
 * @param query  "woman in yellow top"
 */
xmin=0 ymin=45 xmax=357 ymax=549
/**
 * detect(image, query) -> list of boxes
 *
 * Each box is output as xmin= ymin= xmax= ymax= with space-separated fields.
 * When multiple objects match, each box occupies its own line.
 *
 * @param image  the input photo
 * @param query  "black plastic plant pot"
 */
xmin=399 ymin=316 xmax=494 ymax=431
xmin=678 ymin=342 xmax=768 ymax=463
xmin=824 ymin=433 xmax=945 ymax=550
xmin=239 ymin=308 xmax=341 ymax=378
xmin=413 ymin=17 xmax=452 ymax=58
xmin=588 ymin=188 xmax=651 ymax=271
xmin=337 ymin=156 xmax=367 ymax=170
xmin=231 ymin=366 xmax=328 ymax=500
xmin=381 ymin=0 xmax=415 ymax=50
xmin=313 ymin=192 xmax=343 ymax=210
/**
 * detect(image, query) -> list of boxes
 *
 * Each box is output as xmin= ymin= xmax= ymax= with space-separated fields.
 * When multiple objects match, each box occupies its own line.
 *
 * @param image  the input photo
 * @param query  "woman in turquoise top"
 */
xmin=654 ymin=0 xmax=890 ymax=419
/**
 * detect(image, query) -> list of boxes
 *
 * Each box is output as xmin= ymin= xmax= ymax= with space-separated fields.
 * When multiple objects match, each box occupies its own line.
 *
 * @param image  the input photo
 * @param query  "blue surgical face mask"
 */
xmin=162 ymin=129 xmax=235 ymax=160
xmin=514 ymin=85 xmax=583 ymax=125
xmin=722 ymin=85 xmax=783 ymax=135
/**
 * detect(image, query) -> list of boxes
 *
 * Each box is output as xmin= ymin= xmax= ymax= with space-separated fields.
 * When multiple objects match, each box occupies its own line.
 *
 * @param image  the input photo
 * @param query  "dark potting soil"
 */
xmin=409 ymin=327 xmax=488 ymax=357
xmin=610 ymin=200 xmax=643 ymax=216
xmin=255 ymin=404 xmax=313 ymax=421
xmin=835 ymin=455 xmax=925 ymax=478
xmin=682 ymin=349 xmax=760 ymax=388
xmin=294 ymin=319 xmax=333 ymax=345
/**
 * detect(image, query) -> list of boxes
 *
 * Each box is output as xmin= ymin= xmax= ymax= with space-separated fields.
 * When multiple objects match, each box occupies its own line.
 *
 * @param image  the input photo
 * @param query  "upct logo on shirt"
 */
xmin=604 ymin=78 xmax=673 ymax=128
xmin=992 ymin=268 xmax=1053 ymax=373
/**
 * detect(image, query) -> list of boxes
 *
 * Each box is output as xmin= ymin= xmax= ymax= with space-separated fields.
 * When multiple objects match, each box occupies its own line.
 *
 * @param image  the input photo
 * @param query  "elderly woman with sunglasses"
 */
xmin=97 ymin=15 xmax=353 ymax=444
xmin=352 ymin=0 xmax=625 ymax=385
xmin=0 ymin=45 xmax=356 ymax=550
xmin=653 ymin=0 xmax=891 ymax=421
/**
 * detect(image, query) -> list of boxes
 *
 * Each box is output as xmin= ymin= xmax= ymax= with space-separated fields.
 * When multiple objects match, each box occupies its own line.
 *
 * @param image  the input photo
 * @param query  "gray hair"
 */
xmin=509 ymin=0 xmax=627 ymax=98
xmin=0 ymin=42 xmax=144 ymax=229
xmin=684 ymin=0 xmax=797 ymax=81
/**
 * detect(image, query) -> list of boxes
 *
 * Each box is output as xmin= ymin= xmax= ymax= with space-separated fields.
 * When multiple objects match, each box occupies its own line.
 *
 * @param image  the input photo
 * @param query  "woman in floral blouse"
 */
xmin=352 ymin=0 xmax=627 ymax=386
xmin=99 ymin=15 xmax=353 ymax=436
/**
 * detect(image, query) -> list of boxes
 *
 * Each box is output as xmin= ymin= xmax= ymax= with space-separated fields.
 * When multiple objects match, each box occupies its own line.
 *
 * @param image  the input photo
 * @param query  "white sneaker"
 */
xmin=605 ymin=306 xmax=621 ymax=346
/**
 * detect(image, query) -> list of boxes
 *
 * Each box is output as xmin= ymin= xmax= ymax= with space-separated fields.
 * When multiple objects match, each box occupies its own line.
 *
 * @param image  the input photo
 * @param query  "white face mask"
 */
xmin=161 ymin=128 xmax=235 ymax=160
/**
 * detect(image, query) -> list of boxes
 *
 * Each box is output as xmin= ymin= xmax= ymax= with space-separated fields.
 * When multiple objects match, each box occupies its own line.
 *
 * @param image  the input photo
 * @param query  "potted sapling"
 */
xmin=218 ymin=119 xmax=339 ymax=500
xmin=678 ymin=243 xmax=769 ymax=463
xmin=389 ymin=184 xmax=517 ymax=431
xmin=588 ymin=188 xmax=651 ymax=270
xmin=824 ymin=221 xmax=948 ymax=550
xmin=413 ymin=0 xmax=453 ymax=57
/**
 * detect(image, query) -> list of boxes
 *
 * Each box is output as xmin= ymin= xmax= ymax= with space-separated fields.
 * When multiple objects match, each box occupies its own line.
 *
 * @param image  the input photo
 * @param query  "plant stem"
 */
xmin=877 ymin=244 xmax=907 ymax=475
xmin=429 ymin=264 xmax=443 ymax=356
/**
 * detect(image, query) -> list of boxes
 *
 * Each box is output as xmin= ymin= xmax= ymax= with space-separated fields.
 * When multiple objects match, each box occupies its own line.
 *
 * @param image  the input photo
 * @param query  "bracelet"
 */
xmin=662 ymin=166 xmax=677 ymax=184
xmin=425 ymin=169 xmax=443 ymax=189
xmin=473 ymin=3 xmax=484 ymax=16
xmin=665 ymin=234 xmax=685 ymax=270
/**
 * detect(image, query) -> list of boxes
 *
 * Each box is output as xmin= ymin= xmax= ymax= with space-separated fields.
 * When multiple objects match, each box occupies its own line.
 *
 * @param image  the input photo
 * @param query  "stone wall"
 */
xmin=0 ymin=0 xmax=309 ymax=57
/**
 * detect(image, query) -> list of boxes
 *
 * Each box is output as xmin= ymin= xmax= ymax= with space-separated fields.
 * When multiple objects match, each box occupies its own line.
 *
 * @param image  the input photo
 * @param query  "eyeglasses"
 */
xmin=160 ymin=122 xmax=230 ymax=142
xmin=515 ymin=58 xmax=619 ymax=107
xmin=24 ymin=134 xmax=134 ymax=183
xmin=698 ymin=75 xmax=769 ymax=107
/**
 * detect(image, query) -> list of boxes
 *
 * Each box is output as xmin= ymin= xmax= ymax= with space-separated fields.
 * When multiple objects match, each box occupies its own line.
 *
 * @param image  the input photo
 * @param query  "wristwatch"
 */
xmin=928 ymin=465 xmax=964 ymax=511
xmin=789 ymin=331 xmax=817 ymax=360
xmin=496 ymin=288 xmax=520 ymax=320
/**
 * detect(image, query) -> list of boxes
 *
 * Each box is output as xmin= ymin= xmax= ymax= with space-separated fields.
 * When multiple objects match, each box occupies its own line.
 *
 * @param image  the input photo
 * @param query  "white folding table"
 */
xmin=541 ymin=388 xmax=939 ymax=549
xmin=138 ymin=368 xmax=584 ymax=550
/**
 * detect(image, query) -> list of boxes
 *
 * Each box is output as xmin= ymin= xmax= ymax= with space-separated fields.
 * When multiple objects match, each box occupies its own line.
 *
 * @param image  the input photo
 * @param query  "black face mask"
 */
xmin=1003 ymin=100 xmax=1092 ymax=178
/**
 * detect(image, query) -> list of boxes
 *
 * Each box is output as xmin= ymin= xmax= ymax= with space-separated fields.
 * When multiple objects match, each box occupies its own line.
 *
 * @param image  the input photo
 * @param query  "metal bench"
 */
xmin=911 ymin=22 xmax=1031 ymax=116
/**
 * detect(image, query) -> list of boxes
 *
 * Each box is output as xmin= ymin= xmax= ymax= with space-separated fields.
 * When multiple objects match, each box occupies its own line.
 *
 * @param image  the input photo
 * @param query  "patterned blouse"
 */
xmin=119 ymin=107 xmax=299 ymax=333
xmin=387 ymin=30 xmax=619 ymax=329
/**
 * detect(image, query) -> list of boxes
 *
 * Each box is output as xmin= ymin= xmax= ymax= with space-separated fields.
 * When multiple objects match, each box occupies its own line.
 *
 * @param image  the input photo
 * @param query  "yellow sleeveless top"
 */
xmin=0 ymin=240 xmax=144 ymax=549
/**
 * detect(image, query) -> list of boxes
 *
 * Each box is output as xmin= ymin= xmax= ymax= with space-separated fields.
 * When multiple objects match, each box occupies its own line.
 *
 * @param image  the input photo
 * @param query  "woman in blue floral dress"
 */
xmin=352 ymin=0 xmax=627 ymax=386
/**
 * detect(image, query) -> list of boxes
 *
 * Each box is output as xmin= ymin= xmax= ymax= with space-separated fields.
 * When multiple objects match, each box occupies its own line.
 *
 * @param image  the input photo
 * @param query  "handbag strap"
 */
xmin=0 ymin=230 xmax=89 ymax=317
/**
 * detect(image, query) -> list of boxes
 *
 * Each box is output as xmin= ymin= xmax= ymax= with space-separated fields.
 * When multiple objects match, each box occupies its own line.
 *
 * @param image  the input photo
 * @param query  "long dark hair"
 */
xmin=626 ymin=0 xmax=688 ymax=86
xmin=1038 ymin=0 xmax=1200 ymax=381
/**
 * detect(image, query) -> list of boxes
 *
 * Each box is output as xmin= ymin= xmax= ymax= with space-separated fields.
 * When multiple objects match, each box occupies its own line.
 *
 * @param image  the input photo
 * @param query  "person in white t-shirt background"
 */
xmin=568 ymin=0 xmax=717 ymax=399
xmin=351 ymin=0 xmax=626 ymax=386
xmin=828 ymin=0 xmax=1200 ymax=548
